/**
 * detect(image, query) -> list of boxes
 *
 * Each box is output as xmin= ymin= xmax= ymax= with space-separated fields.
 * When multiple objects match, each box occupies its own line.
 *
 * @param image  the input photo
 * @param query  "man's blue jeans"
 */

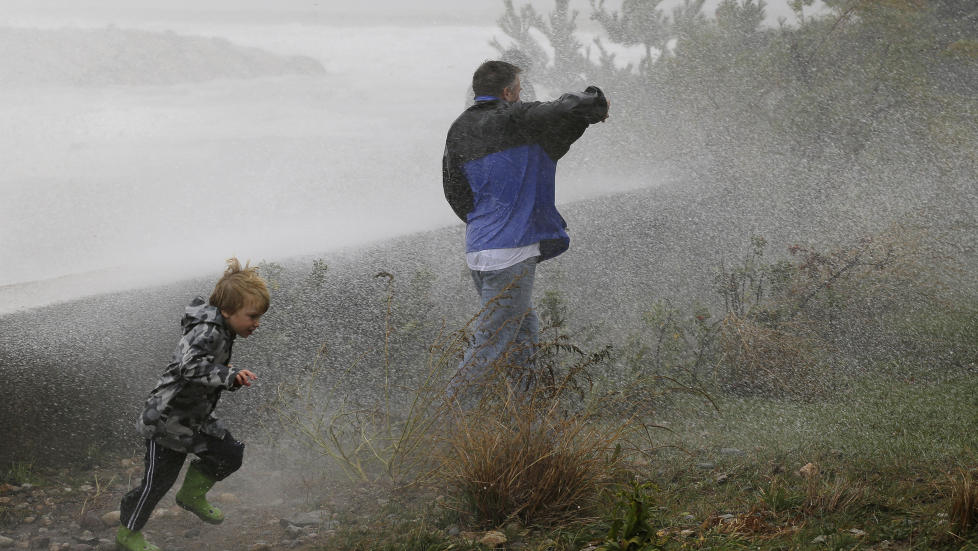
xmin=449 ymin=257 xmax=539 ymax=402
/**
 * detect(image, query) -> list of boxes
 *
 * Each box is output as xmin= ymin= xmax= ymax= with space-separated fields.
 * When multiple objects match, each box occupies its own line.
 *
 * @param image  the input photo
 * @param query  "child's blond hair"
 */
xmin=209 ymin=257 xmax=270 ymax=314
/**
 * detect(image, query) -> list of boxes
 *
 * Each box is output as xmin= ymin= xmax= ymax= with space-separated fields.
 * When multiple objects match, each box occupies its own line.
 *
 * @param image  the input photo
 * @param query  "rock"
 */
xmin=811 ymin=535 xmax=827 ymax=543
xmin=285 ymin=525 xmax=304 ymax=540
xmin=696 ymin=462 xmax=715 ymax=470
xmin=849 ymin=528 xmax=867 ymax=537
xmin=78 ymin=486 xmax=93 ymax=493
xmin=23 ymin=517 xmax=36 ymax=525
xmin=283 ymin=510 xmax=335 ymax=528
xmin=447 ymin=525 xmax=460 ymax=537
xmin=78 ymin=513 xmax=102 ymax=531
xmin=28 ymin=536 xmax=49 ymax=549
xmin=0 ymin=535 xmax=14 ymax=548
xmin=798 ymin=462 xmax=819 ymax=478
xmin=99 ymin=511 xmax=120 ymax=527
xmin=716 ymin=473 xmax=729 ymax=484
xmin=72 ymin=532 xmax=97 ymax=546
xmin=479 ymin=531 xmax=507 ymax=546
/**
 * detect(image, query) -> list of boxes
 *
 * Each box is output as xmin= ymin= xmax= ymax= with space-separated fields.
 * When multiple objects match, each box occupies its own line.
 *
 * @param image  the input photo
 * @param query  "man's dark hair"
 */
xmin=472 ymin=60 xmax=522 ymax=97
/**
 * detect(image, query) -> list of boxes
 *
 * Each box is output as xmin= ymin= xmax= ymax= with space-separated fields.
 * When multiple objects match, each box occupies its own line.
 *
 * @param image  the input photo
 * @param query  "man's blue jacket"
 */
xmin=443 ymin=86 xmax=608 ymax=262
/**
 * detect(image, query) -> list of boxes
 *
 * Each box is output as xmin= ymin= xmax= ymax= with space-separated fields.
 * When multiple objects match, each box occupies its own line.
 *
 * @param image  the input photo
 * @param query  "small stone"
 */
xmin=716 ymin=474 xmax=729 ymax=484
xmin=23 ymin=517 xmax=36 ymax=524
xmin=0 ymin=535 xmax=14 ymax=547
xmin=285 ymin=525 xmax=304 ymax=539
xmin=79 ymin=513 xmax=102 ymax=531
xmin=849 ymin=528 xmax=867 ymax=537
xmin=479 ymin=531 xmax=507 ymax=546
xmin=811 ymin=535 xmax=827 ymax=543
xmin=283 ymin=510 xmax=333 ymax=527
xmin=78 ymin=486 xmax=93 ymax=493
xmin=99 ymin=511 xmax=120 ymax=526
xmin=696 ymin=462 xmax=715 ymax=470
xmin=798 ymin=462 xmax=819 ymax=478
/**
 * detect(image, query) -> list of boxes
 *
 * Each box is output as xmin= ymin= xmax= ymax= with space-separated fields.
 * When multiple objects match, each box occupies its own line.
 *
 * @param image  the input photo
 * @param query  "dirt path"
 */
xmin=0 ymin=453 xmax=368 ymax=551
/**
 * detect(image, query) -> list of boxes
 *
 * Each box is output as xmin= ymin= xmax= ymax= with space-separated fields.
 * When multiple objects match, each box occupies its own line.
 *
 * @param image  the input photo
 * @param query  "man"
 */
xmin=443 ymin=59 xmax=609 ymax=401
xmin=464 ymin=48 xmax=537 ymax=107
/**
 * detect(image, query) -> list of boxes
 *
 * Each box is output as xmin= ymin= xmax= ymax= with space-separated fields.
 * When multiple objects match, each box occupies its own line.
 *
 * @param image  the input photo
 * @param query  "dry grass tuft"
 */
xmin=949 ymin=468 xmax=978 ymax=534
xmin=439 ymin=326 xmax=633 ymax=527
xmin=717 ymin=314 xmax=818 ymax=397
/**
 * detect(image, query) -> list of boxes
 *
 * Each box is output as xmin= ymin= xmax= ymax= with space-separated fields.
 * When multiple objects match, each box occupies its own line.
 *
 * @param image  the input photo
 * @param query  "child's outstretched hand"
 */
xmin=234 ymin=369 xmax=258 ymax=388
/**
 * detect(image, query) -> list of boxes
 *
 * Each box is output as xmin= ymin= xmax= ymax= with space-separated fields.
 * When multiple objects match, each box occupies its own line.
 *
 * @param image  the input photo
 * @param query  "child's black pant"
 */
xmin=120 ymin=432 xmax=244 ymax=531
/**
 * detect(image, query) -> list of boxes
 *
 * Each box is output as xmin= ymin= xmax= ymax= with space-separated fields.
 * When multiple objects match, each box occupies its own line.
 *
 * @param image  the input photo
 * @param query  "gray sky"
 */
xmin=3 ymin=1 xmax=816 ymax=27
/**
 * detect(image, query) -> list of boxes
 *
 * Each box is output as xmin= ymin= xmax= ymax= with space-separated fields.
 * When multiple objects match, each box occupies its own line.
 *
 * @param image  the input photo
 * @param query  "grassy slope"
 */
xmin=3 ymin=174 xmax=977 ymax=549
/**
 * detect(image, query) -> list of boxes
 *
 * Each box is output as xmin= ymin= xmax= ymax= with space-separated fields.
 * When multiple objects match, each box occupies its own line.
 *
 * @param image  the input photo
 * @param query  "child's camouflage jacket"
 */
xmin=136 ymin=296 xmax=241 ymax=453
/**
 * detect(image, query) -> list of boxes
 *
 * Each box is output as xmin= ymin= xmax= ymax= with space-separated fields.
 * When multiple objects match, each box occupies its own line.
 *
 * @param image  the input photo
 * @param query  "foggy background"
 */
xmin=0 ymin=0 xmax=810 ymax=314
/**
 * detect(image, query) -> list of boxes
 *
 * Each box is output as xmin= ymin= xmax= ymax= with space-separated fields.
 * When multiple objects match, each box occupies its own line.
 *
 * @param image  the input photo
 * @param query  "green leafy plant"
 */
xmin=596 ymin=482 xmax=663 ymax=551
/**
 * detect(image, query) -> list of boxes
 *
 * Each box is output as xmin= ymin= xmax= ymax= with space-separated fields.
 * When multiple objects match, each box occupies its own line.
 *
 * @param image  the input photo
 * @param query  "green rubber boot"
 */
xmin=174 ymin=463 xmax=225 ymax=524
xmin=115 ymin=526 xmax=161 ymax=551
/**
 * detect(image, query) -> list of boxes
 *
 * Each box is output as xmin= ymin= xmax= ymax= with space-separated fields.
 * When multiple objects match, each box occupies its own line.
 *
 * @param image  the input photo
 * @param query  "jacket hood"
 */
xmin=180 ymin=296 xmax=227 ymax=334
